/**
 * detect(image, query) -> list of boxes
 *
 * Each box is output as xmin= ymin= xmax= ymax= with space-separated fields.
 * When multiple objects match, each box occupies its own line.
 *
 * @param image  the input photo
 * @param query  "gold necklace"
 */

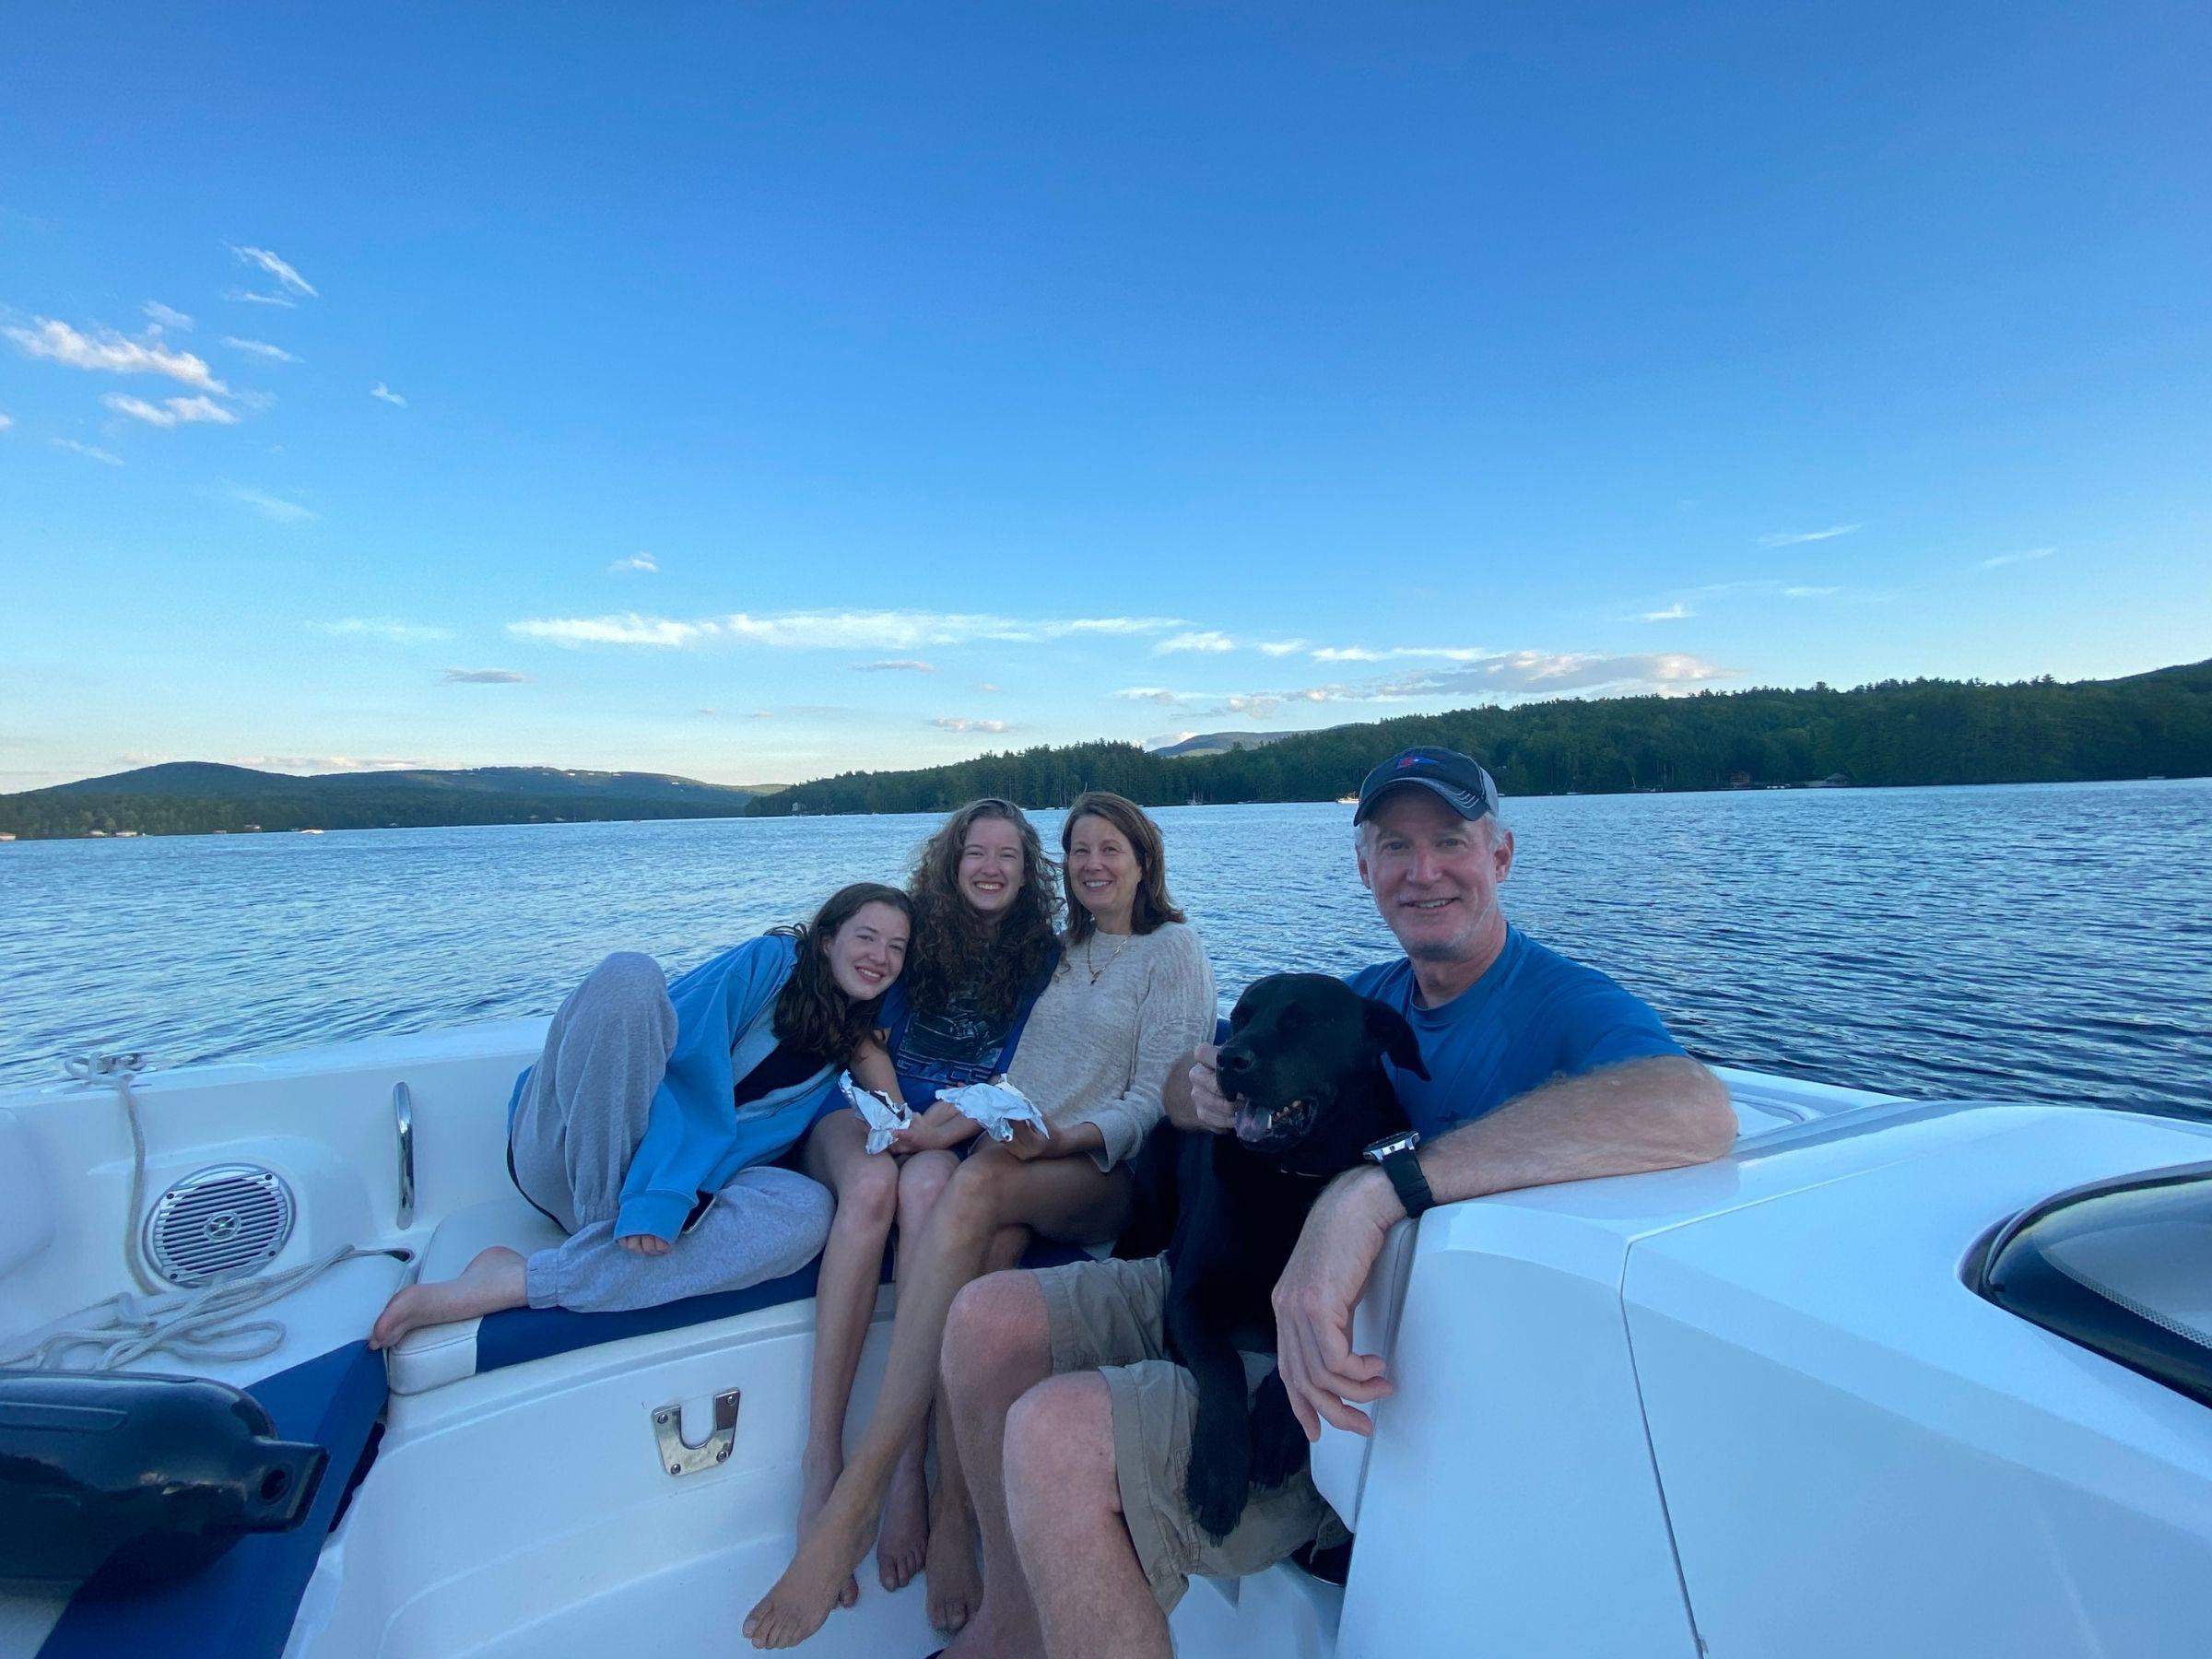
xmin=1084 ymin=929 xmax=1134 ymax=984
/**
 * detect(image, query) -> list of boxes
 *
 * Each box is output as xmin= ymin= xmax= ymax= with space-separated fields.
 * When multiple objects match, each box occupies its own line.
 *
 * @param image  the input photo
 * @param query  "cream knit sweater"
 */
xmin=1005 ymin=921 xmax=1218 ymax=1171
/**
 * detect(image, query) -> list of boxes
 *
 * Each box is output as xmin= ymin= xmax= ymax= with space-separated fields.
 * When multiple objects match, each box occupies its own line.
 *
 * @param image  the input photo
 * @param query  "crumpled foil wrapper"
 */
xmin=936 ymin=1077 xmax=1051 ymax=1143
xmin=841 ymin=1071 xmax=913 ymax=1154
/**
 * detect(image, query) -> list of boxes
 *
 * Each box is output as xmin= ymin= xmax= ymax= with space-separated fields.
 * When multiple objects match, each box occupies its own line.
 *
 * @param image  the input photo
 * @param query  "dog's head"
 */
xmin=1214 ymin=973 xmax=1426 ymax=1164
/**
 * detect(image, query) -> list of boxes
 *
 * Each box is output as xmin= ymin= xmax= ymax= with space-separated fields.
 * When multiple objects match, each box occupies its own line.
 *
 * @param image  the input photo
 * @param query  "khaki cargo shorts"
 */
xmin=1034 ymin=1253 xmax=1348 ymax=1612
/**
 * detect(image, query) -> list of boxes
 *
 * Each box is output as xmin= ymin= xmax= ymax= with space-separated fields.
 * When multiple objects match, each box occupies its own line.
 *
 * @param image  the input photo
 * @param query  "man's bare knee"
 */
xmin=1004 ymin=1374 xmax=1117 ymax=1510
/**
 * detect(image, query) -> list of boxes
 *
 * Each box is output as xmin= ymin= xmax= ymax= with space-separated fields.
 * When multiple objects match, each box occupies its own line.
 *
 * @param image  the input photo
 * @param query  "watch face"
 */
xmin=1364 ymin=1131 xmax=1418 ymax=1161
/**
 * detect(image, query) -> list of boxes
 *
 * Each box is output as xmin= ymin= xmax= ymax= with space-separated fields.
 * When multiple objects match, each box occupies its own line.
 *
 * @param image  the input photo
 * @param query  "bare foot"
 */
xmin=939 ymin=1605 xmax=1002 ymax=1658
xmin=924 ymin=1479 xmax=981 ymax=1633
xmin=877 ymin=1443 xmax=930 ymax=1593
xmin=368 ymin=1247 xmax=526 ymax=1349
xmin=800 ymin=1443 xmax=860 ymax=1612
xmin=743 ymin=1484 xmax=877 ymax=1649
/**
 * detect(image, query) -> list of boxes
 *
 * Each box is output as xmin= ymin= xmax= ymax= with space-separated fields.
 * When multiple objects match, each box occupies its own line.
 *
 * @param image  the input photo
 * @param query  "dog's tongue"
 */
xmin=1233 ymin=1100 xmax=1274 ymax=1142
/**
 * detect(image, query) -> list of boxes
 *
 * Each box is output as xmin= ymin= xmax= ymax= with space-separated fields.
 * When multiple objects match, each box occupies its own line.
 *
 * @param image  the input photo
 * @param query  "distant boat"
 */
xmin=300 ymin=828 xmax=326 ymax=835
xmin=1335 ymin=793 xmax=1359 ymax=805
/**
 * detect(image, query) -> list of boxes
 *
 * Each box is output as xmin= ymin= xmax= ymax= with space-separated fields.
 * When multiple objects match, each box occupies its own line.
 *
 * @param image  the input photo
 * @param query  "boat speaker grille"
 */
xmin=143 ymin=1164 xmax=296 ymax=1287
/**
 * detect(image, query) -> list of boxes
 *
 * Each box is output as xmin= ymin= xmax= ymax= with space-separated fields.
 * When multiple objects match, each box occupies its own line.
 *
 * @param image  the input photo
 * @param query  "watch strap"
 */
xmin=1379 ymin=1145 xmax=1434 ymax=1218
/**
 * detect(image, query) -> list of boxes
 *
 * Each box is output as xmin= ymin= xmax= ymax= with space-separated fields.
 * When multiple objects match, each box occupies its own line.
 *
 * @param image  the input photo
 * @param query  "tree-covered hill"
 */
xmin=0 ymin=764 xmax=781 ymax=841
xmin=748 ymin=661 xmax=2212 ymax=817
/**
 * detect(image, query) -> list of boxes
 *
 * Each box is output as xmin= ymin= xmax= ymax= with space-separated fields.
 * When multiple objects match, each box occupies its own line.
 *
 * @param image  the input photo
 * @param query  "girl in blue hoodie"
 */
xmin=369 ymin=881 xmax=912 ymax=1349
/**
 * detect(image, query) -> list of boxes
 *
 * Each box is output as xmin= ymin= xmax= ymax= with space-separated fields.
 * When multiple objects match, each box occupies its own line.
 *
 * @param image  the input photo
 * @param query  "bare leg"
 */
xmin=743 ymin=1147 xmax=1129 ymax=1649
xmin=927 ymin=1224 xmax=1032 ymax=1637
xmin=939 ymin=1271 xmax=1054 ymax=1659
xmin=798 ymin=1112 xmax=901 ymax=1613
xmin=369 ymin=1247 xmax=526 ymax=1350
xmin=877 ymin=1149 xmax=960 ymax=1593
xmin=1006 ymin=1375 xmax=1170 ymax=1659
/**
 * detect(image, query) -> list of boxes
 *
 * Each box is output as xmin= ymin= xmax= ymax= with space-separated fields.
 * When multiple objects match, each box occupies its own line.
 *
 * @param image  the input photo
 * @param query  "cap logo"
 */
xmin=1396 ymin=756 xmax=1428 ymax=770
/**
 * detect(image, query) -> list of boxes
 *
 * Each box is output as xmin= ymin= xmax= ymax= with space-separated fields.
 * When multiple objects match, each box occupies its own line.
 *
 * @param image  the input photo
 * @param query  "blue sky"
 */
xmin=4 ymin=2 xmax=2206 ymax=790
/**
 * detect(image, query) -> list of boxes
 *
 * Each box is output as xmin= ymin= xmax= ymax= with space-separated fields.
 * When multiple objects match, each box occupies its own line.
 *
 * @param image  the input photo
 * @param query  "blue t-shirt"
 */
xmin=1345 ymin=927 xmax=1684 ymax=1137
xmin=875 ymin=950 xmax=1058 ymax=1110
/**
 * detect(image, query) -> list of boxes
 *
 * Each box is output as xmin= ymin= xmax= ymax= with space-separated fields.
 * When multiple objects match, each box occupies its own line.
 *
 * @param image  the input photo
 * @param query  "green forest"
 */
xmin=0 ymin=788 xmax=750 ymax=841
xmin=4 ymin=662 xmax=2205 ymax=839
xmin=747 ymin=661 xmax=2212 ymax=817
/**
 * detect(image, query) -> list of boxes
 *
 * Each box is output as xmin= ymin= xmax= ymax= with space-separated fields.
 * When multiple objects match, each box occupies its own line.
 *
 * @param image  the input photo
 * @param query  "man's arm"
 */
xmin=1272 ymin=1054 xmax=1736 ymax=1439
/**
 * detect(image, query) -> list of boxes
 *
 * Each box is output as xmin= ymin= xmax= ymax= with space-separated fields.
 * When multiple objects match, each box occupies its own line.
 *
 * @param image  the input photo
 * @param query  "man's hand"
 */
xmin=1271 ymin=1168 xmax=1402 ymax=1440
xmin=1170 ymin=1042 xmax=1238 ymax=1135
xmin=617 ymin=1233 xmax=671 ymax=1257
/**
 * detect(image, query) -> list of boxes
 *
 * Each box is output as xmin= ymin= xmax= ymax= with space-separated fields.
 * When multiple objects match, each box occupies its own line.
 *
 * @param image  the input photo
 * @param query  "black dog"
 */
xmin=1123 ymin=972 xmax=1426 ymax=1543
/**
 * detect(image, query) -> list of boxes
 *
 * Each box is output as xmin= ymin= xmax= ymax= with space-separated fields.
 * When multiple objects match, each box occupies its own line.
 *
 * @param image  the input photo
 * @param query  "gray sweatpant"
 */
xmin=507 ymin=951 xmax=833 ymax=1312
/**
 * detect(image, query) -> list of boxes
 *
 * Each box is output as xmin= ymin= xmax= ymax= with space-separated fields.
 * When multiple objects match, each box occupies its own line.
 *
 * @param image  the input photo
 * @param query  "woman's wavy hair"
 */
xmin=901 ymin=798 xmax=1063 ymax=1021
xmin=1062 ymin=791 xmax=1185 ymax=944
xmin=770 ymin=881 xmax=912 ymax=1060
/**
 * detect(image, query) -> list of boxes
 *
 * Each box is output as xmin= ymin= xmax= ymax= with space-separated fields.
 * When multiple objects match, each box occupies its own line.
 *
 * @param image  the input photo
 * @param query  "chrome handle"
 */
xmin=393 ymin=1082 xmax=416 ymax=1230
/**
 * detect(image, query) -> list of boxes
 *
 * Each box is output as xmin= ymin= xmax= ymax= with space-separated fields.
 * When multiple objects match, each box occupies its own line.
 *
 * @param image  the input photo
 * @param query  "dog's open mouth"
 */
xmin=1233 ymin=1096 xmax=1315 ymax=1148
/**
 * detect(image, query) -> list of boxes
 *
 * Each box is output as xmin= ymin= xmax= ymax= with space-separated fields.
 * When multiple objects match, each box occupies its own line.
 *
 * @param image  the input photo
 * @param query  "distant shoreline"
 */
xmin=3 ymin=771 xmax=2202 ymax=842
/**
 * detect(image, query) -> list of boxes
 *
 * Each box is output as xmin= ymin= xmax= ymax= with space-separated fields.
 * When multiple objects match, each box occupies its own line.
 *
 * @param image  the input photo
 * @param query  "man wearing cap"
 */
xmin=931 ymin=747 xmax=1735 ymax=1659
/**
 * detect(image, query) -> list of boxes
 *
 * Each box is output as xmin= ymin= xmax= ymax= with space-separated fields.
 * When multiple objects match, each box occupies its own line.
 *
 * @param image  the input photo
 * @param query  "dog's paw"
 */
xmin=1248 ymin=1371 xmax=1310 ymax=1490
xmin=1182 ymin=1438 xmax=1253 ymax=1545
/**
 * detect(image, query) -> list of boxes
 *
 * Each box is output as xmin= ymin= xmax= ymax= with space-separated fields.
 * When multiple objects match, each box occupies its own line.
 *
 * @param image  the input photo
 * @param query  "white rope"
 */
xmin=20 ymin=1052 xmax=403 ymax=1373
xmin=0 ymin=1245 xmax=402 ymax=1372
xmin=64 ymin=1052 xmax=163 ymax=1295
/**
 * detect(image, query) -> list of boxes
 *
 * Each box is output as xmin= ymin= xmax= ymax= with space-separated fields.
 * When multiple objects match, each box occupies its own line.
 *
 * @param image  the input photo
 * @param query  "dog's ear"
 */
xmin=1361 ymin=998 xmax=1429 ymax=1079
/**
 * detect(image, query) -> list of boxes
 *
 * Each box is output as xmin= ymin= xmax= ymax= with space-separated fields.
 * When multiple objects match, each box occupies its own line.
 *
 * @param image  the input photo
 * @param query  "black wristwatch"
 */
xmin=1361 ymin=1130 xmax=1434 ymax=1218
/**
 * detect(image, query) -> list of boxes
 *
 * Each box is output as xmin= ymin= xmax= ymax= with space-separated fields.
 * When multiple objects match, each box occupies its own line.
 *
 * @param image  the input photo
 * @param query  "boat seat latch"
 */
xmin=652 ymin=1390 xmax=739 ymax=1477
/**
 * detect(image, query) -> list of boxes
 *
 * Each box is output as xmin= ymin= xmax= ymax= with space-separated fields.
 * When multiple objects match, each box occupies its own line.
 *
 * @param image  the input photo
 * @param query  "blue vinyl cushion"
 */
xmin=474 ymin=1235 xmax=1094 ymax=1377
xmin=39 ymin=1341 xmax=387 ymax=1659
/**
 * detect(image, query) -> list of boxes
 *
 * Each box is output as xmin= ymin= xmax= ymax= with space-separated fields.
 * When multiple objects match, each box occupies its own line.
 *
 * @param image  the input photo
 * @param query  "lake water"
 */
xmin=3 ymin=781 xmax=2207 ymax=1116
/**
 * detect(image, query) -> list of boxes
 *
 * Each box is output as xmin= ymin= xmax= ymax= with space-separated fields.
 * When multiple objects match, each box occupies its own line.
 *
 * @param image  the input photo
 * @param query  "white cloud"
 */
xmin=1256 ymin=639 xmax=1308 ymax=656
xmin=1759 ymin=524 xmax=1862 ymax=548
xmin=228 ymin=486 xmax=317 ymax=523
xmin=103 ymin=393 xmax=239 ymax=428
xmin=1310 ymin=644 xmax=1490 ymax=664
xmin=1639 ymin=603 xmax=1693 ymax=622
xmin=0 ymin=412 xmax=12 ymax=430
xmin=609 ymin=551 xmax=658 ymax=573
xmin=1136 ymin=649 xmax=1740 ymax=723
xmin=143 ymin=301 xmax=194 ymax=331
xmin=930 ymin=717 xmax=1011 ymax=734
xmin=508 ymin=608 xmax=1186 ymax=652
xmin=311 ymin=618 xmax=453 ymax=643
xmin=370 ymin=382 xmax=407 ymax=407
xmin=53 ymin=437 xmax=123 ymax=465
xmin=226 ymin=289 xmax=298 ymax=308
xmin=1155 ymin=629 xmax=1235 ymax=655
xmin=229 ymin=243 xmax=318 ymax=298
xmin=977 ymin=682 xmax=1001 ymax=693
xmin=1783 ymin=585 xmax=1841 ymax=598
xmin=511 ymin=613 xmax=710 ymax=647
xmin=1978 ymin=547 xmax=2056 ymax=571
xmin=853 ymin=659 xmax=936 ymax=673
xmin=223 ymin=335 xmax=301 ymax=363
xmin=6 ymin=317 xmax=229 ymax=394
xmin=440 ymin=667 xmax=529 ymax=684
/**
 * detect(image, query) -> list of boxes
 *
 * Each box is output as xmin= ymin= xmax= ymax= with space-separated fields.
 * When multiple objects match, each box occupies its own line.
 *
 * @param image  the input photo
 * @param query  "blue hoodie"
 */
xmin=510 ymin=934 xmax=844 ymax=1243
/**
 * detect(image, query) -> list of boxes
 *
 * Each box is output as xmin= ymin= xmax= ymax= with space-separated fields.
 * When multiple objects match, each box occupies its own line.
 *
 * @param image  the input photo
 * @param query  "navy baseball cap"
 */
xmin=1352 ymin=746 xmax=1500 ymax=826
